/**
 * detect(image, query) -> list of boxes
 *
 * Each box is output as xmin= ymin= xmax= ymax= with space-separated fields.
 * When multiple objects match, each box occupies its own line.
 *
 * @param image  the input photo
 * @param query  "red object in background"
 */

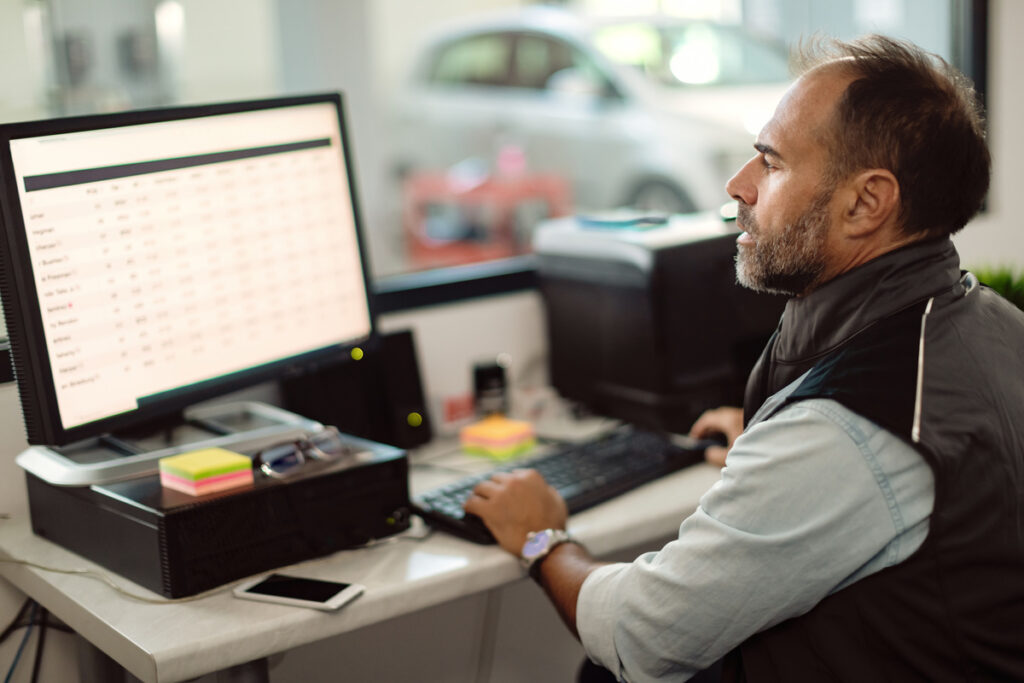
xmin=402 ymin=171 xmax=572 ymax=269
xmin=442 ymin=394 xmax=475 ymax=424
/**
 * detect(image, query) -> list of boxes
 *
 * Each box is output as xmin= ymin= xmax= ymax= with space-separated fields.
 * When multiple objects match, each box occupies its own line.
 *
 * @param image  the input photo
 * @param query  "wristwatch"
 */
xmin=520 ymin=528 xmax=576 ymax=579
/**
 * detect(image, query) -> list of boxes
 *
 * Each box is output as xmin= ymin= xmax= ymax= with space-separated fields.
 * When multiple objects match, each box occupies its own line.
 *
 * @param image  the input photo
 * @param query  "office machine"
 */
xmin=26 ymin=434 xmax=409 ymax=598
xmin=534 ymin=212 xmax=788 ymax=434
xmin=0 ymin=93 xmax=411 ymax=594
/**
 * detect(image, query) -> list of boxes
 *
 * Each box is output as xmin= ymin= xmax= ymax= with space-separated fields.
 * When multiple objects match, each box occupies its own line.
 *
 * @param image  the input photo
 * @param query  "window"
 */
xmin=0 ymin=0 xmax=991 ymax=385
xmin=429 ymin=33 xmax=513 ymax=88
xmin=593 ymin=22 xmax=791 ymax=87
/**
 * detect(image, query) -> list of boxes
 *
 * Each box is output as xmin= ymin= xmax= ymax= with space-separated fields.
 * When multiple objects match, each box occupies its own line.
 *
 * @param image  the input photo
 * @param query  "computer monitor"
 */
xmin=0 ymin=93 xmax=376 ymax=446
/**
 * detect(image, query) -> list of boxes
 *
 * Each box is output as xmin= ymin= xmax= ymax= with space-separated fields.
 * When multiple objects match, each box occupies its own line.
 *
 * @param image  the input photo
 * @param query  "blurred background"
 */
xmin=0 ymin=0 xmax=972 ymax=287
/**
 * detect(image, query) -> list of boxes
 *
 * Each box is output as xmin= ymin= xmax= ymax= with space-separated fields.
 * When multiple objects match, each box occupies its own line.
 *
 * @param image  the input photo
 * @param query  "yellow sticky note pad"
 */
xmin=159 ymin=448 xmax=251 ymax=481
xmin=460 ymin=416 xmax=535 ymax=460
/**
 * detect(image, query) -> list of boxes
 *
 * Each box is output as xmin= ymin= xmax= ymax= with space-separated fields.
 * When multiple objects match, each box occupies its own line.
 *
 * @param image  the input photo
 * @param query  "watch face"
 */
xmin=522 ymin=530 xmax=552 ymax=559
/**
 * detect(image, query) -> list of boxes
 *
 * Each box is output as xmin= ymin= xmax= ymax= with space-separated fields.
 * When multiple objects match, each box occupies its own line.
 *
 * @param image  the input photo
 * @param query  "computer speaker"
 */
xmin=280 ymin=329 xmax=432 ymax=449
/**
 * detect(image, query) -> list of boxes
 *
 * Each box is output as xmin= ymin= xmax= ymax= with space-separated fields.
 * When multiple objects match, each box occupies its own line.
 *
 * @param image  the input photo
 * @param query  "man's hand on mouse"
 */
xmin=464 ymin=469 xmax=568 ymax=556
xmin=689 ymin=406 xmax=744 ymax=467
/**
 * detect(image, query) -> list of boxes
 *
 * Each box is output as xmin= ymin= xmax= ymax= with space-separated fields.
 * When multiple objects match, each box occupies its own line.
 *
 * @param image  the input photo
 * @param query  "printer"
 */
xmin=534 ymin=211 xmax=788 ymax=434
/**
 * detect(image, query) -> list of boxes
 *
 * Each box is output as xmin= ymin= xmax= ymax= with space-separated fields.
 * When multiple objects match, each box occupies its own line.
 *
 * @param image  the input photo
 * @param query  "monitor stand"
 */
xmin=16 ymin=401 xmax=325 ymax=487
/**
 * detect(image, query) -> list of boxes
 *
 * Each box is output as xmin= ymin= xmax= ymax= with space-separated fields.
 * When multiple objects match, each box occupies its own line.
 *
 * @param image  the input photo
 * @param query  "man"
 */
xmin=464 ymin=35 xmax=1024 ymax=681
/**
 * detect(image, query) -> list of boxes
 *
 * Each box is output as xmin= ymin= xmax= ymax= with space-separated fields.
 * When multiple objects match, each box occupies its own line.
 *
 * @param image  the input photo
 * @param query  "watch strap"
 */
xmin=521 ymin=528 xmax=576 ymax=580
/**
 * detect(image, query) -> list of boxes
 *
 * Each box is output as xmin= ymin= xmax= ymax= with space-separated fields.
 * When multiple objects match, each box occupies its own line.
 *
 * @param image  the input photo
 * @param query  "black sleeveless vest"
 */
xmin=725 ymin=239 xmax=1024 ymax=682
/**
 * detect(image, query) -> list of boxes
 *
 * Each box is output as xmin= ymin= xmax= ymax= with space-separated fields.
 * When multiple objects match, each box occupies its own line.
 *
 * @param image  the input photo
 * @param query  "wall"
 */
xmin=952 ymin=0 xmax=1024 ymax=270
xmin=175 ymin=0 xmax=280 ymax=105
xmin=0 ymin=2 xmax=47 ymax=123
xmin=379 ymin=291 xmax=549 ymax=431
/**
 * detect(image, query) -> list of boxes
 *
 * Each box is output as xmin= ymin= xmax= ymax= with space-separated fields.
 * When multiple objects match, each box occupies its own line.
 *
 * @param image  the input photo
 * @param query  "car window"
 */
xmin=665 ymin=24 xmax=791 ymax=86
xmin=514 ymin=33 xmax=576 ymax=89
xmin=428 ymin=33 xmax=514 ymax=88
xmin=515 ymin=33 xmax=615 ymax=97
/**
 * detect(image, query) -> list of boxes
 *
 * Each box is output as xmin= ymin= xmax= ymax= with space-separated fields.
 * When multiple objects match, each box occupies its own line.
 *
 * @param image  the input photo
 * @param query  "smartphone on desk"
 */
xmin=233 ymin=573 xmax=365 ymax=611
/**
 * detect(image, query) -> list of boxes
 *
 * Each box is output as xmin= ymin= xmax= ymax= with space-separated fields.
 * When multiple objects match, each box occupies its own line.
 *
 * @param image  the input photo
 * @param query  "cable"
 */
xmin=29 ymin=607 xmax=46 ymax=683
xmin=0 ymin=599 xmax=31 ymax=646
xmin=3 ymin=601 xmax=37 ymax=683
xmin=0 ymin=558 xmax=225 ymax=604
xmin=410 ymin=442 xmax=471 ymax=464
xmin=360 ymin=517 xmax=434 ymax=545
xmin=410 ymin=461 xmax=483 ymax=476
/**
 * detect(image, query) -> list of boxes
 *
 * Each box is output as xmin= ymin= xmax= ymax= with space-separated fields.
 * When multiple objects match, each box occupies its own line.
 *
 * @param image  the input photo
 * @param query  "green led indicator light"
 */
xmin=351 ymin=347 xmax=364 ymax=361
xmin=407 ymin=412 xmax=423 ymax=427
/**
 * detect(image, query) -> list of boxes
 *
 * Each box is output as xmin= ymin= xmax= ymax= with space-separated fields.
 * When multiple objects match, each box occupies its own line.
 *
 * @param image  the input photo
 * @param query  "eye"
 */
xmin=760 ymin=154 xmax=777 ymax=172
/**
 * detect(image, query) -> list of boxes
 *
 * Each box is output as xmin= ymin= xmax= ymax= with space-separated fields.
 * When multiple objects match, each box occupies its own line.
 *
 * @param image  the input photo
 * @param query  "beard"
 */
xmin=735 ymin=188 xmax=833 ymax=296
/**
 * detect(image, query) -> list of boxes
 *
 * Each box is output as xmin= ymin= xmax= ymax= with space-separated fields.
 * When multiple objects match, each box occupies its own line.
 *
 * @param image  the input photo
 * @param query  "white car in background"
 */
xmin=390 ymin=7 xmax=792 ymax=214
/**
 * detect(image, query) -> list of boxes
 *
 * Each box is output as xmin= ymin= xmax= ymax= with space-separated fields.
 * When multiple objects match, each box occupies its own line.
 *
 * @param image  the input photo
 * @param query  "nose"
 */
xmin=726 ymin=155 xmax=759 ymax=206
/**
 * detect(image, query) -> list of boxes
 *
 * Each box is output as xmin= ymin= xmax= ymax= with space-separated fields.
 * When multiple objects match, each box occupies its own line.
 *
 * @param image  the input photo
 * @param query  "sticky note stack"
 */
xmin=159 ymin=448 xmax=254 ymax=496
xmin=460 ymin=416 xmax=535 ymax=460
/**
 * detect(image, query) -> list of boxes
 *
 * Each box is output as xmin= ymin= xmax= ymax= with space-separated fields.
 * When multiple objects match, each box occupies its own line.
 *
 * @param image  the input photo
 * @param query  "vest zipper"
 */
xmin=912 ymin=297 xmax=935 ymax=443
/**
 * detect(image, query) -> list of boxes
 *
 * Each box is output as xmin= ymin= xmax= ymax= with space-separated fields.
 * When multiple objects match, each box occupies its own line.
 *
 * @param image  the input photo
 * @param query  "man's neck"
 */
xmin=807 ymin=230 xmax=929 ymax=297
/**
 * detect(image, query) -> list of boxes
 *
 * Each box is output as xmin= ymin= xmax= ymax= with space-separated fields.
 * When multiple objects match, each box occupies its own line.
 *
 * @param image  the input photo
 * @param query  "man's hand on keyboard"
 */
xmin=689 ymin=406 xmax=744 ymax=467
xmin=464 ymin=469 xmax=569 ymax=556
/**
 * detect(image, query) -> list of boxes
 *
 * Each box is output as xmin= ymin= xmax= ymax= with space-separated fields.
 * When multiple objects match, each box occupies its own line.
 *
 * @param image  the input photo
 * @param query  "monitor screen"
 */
xmin=0 ymin=94 xmax=375 ymax=445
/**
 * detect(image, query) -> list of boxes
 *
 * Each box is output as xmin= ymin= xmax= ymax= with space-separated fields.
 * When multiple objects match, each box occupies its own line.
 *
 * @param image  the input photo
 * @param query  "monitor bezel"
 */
xmin=0 ymin=92 xmax=379 ymax=446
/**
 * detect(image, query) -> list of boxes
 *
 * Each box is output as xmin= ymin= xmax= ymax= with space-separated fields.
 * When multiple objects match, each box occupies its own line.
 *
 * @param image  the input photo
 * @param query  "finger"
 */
xmin=705 ymin=446 xmax=728 ymax=468
xmin=472 ymin=478 xmax=503 ymax=499
xmin=689 ymin=412 xmax=719 ymax=438
xmin=511 ymin=468 xmax=547 ymax=486
xmin=463 ymin=492 xmax=486 ymax=514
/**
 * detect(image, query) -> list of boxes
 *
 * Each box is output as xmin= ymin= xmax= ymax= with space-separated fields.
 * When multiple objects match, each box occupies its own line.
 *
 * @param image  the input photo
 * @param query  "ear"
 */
xmin=841 ymin=169 xmax=900 ymax=237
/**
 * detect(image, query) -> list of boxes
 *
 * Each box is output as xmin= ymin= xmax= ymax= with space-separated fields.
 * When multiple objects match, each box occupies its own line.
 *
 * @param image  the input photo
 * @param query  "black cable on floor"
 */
xmin=29 ymin=607 xmax=47 ymax=683
xmin=3 ymin=601 xmax=37 ymax=683
xmin=0 ymin=599 xmax=31 ymax=646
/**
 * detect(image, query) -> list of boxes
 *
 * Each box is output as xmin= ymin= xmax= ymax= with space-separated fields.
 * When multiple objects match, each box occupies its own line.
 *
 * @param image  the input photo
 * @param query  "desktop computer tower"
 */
xmin=25 ymin=447 xmax=410 ymax=598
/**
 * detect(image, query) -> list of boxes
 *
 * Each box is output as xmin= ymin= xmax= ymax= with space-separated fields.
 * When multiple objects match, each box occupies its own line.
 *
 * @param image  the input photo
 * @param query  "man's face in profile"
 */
xmin=734 ymin=187 xmax=831 ymax=296
xmin=726 ymin=67 xmax=851 ymax=297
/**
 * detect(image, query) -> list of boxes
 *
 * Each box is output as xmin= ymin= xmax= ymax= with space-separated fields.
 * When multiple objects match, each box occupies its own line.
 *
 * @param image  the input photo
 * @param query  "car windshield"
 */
xmin=593 ymin=21 xmax=791 ymax=87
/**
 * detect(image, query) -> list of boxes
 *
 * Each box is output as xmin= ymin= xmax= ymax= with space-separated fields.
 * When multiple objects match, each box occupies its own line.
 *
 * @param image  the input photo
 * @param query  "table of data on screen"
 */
xmin=17 ymin=132 xmax=368 ymax=428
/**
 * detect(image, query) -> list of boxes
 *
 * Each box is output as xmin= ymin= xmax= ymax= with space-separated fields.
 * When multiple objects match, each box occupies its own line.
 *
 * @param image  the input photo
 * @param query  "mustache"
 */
xmin=736 ymin=202 xmax=757 ymax=235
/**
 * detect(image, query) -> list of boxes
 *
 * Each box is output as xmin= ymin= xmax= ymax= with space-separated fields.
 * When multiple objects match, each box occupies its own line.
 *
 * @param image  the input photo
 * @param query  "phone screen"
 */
xmin=244 ymin=574 xmax=351 ymax=603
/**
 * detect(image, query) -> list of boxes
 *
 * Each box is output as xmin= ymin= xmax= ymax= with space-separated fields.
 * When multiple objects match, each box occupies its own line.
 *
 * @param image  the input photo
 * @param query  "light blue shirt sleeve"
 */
xmin=575 ymin=398 xmax=934 ymax=682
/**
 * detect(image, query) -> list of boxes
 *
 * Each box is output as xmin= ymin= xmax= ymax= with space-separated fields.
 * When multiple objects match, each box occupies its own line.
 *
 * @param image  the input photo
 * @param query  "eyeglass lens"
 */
xmin=305 ymin=428 xmax=346 ymax=460
xmin=258 ymin=442 xmax=306 ymax=475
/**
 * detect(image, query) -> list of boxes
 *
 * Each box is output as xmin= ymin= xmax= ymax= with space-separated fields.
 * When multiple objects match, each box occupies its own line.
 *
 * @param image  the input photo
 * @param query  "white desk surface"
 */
xmin=0 ymin=439 xmax=721 ymax=683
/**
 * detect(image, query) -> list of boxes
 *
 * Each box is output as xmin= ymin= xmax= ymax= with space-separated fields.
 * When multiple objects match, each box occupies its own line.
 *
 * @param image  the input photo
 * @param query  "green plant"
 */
xmin=972 ymin=266 xmax=1024 ymax=311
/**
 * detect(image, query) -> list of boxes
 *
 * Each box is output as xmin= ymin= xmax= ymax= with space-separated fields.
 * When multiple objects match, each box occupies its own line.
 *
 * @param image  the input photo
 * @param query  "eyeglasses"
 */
xmin=252 ymin=426 xmax=350 ymax=479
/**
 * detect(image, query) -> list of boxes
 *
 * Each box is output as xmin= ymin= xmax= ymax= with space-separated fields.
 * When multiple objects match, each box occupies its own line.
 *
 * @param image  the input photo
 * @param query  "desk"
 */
xmin=0 ymin=440 xmax=720 ymax=683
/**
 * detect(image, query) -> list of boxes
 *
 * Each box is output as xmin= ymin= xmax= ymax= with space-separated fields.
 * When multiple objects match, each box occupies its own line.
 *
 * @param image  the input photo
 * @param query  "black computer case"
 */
xmin=26 ymin=449 xmax=410 ymax=598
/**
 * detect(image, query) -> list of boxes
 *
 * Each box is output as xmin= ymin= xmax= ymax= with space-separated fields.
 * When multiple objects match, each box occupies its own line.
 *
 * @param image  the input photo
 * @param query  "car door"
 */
xmin=395 ymin=30 xmax=518 ymax=175
xmin=505 ymin=31 xmax=641 ymax=211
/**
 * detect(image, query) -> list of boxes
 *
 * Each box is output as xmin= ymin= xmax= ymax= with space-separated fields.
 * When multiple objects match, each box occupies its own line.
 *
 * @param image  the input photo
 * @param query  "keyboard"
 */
xmin=412 ymin=428 xmax=712 ymax=544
